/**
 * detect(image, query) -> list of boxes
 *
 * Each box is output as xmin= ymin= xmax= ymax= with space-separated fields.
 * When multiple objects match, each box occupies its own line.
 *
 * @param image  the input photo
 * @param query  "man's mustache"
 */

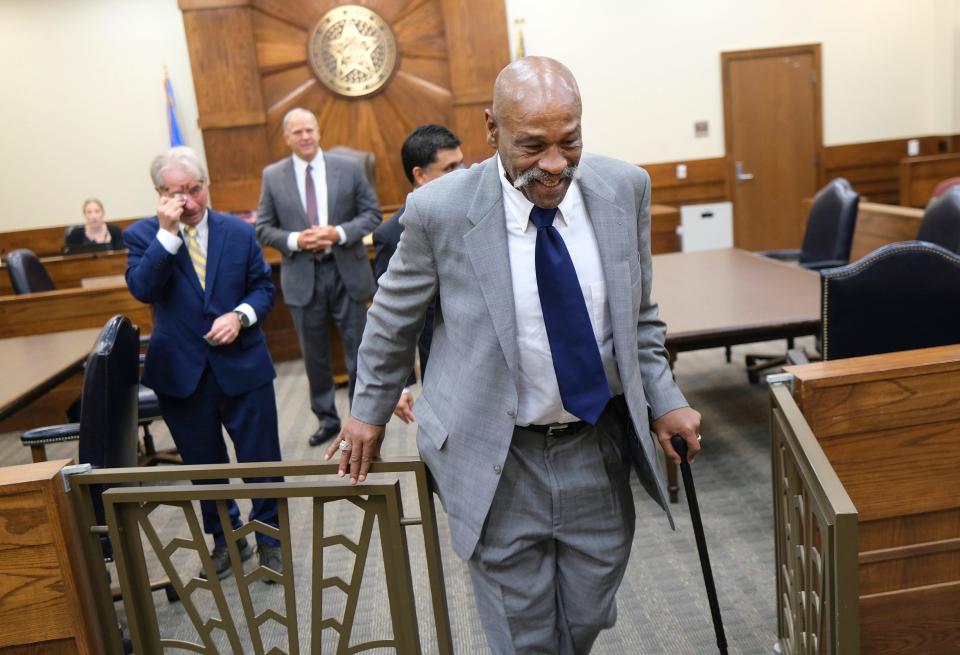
xmin=513 ymin=164 xmax=579 ymax=190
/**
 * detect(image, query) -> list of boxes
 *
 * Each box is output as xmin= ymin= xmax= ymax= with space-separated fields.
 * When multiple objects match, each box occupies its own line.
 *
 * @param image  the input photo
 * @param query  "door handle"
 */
xmin=735 ymin=161 xmax=754 ymax=183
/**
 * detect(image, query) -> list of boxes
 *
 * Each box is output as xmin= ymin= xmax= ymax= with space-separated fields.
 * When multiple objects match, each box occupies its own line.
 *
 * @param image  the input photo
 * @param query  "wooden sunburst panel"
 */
xmin=253 ymin=0 xmax=454 ymax=208
xmin=179 ymin=0 xmax=508 ymax=213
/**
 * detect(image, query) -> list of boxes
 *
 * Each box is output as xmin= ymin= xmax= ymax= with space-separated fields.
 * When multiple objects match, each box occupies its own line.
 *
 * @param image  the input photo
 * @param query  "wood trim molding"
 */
xmin=824 ymin=135 xmax=955 ymax=205
xmin=860 ymin=537 xmax=960 ymax=565
xmin=178 ymin=0 xmax=250 ymax=9
xmin=196 ymin=111 xmax=267 ymax=129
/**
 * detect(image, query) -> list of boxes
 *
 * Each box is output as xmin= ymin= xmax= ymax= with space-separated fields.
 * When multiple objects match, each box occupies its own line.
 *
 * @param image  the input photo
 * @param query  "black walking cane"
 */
xmin=671 ymin=435 xmax=728 ymax=655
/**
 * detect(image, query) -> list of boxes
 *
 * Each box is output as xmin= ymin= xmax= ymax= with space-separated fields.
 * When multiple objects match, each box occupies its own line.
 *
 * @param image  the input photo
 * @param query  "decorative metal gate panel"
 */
xmin=63 ymin=458 xmax=452 ymax=655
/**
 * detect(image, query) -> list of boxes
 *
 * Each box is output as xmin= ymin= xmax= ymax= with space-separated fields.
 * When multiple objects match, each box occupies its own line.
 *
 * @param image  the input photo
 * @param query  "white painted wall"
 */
xmin=506 ymin=0 xmax=957 ymax=162
xmin=0 ymin=0 xmax=202 ymax=230
xmin=0 ymin=0 xmax=957 ymax=230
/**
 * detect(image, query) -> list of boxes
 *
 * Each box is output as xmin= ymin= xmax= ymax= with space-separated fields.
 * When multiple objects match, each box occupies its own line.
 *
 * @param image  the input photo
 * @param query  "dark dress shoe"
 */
xmin=258 ymin=544 xmax=283 ymax=583
xmin=308 ymin=425 xmax=340 ymax=446
xmin=199 ymin=537 xmax=253 ymax=580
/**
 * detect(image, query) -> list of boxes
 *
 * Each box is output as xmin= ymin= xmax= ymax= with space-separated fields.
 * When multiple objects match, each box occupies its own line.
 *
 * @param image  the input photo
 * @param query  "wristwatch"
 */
xmin=234 ymin=310 xmax=251 ymax=329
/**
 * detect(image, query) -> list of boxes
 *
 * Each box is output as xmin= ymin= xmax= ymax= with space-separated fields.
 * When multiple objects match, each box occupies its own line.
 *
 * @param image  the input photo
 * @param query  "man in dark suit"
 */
xmin=372 ymin=124 xmax=463 ymax=422
xmin=125 ymin=146 xmax=283 ymax=580
xmin=256 ymin=108 xmax=382 ymax=446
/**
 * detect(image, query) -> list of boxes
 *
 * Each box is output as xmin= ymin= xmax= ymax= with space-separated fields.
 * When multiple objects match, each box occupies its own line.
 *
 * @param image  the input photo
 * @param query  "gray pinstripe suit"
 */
xmin=351 ymin=153 xmax=688 ymax=652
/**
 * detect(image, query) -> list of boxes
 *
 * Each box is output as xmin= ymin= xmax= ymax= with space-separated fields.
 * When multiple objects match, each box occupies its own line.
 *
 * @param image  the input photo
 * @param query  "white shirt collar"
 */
xmin=496 ymin=155 xmax=583 ymax=232
xmin=292 ymin=150 xmax=325 ymax=175
xmin=180 ymin=209 xmax=209 ymax=236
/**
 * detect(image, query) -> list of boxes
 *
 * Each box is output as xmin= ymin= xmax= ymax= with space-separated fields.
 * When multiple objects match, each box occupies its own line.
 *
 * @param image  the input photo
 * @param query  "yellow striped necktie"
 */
xmin=183 ymin=224 xmax=206 ymax=289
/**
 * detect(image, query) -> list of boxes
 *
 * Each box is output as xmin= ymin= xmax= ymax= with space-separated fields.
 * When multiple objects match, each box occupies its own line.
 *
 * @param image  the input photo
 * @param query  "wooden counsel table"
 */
xmin=0 ymin=327 xmax=101 ymax=422
xmin=651 ymin=248 xmax=820 ymax=502
xmin=653 ymin=248 xmax=821 ymax=355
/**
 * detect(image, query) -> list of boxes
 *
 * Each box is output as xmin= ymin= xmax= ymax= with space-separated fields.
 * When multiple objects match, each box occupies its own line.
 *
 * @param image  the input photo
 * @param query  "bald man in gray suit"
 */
xmin=256 ymin=108 xmax=381 ymax=446
xmin=330 ymin=58 xmax=702 ymax=653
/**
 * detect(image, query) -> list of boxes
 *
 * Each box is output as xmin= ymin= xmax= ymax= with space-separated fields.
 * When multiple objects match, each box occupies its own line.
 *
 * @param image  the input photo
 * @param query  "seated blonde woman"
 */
xmin=64 ymin=198 xmax=124 ymax=253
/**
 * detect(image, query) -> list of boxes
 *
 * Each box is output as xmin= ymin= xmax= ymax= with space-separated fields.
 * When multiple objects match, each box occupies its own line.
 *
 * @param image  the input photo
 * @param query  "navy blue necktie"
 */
xmin=530 ymin=205 xmax=611 ymax=424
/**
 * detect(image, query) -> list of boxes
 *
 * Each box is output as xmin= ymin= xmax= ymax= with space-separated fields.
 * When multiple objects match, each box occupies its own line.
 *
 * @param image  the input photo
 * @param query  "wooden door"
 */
xmin=178 ymin=0 xmax=510 ymax=213
xmin=722 ymin=44 xmax=823 ymax=251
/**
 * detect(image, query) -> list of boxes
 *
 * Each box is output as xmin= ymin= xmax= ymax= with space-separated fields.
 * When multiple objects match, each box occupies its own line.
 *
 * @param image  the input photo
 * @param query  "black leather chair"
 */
xmin=21 ymin=316 xmax=176 ymax=614
xmin=745 ymin=178 xmax=860 ymax=381
xmin=819 ymin=241 xmax=960 ymax=360
xmin=760 ymin=177 xmax=860 ymax=269
xmin=5 ymin=248 xmax=55 ymax=294
xmin=917 ymin=185 xmax=960 ymax=254
xmin=21 ymin=316 xmax=139 ymax=464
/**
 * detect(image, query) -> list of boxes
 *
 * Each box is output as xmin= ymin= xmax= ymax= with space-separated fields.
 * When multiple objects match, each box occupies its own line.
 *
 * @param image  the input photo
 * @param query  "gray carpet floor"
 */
xmin=2 ymin=340 xmax=801 ymax=654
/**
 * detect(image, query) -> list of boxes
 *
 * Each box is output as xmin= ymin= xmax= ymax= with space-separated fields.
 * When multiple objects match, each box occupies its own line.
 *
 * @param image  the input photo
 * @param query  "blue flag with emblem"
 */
xmin=164 ymin=71 xmax=184 ymax=147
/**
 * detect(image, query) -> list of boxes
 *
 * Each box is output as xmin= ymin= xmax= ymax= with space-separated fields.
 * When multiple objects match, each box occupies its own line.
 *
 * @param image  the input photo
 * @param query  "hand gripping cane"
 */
xmin=671 ymin=435 xmax=728 ymax=655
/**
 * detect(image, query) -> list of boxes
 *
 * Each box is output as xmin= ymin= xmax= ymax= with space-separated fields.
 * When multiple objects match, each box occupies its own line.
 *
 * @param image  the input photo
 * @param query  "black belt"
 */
xmin=521 ymin=421 xmax=588 ymax=438
xmin=314 ymin=251 xmax=334 ymax=262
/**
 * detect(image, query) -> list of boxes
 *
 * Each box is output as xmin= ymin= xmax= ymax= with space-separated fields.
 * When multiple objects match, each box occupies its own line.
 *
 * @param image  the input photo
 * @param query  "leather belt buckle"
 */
xmin=526 ymin=421 xmax=586 ymax=437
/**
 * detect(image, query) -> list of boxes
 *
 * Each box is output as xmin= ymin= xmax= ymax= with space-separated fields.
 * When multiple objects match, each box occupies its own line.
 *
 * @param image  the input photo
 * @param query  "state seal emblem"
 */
xmin=308 ymin=5 xmax=398 ymax=98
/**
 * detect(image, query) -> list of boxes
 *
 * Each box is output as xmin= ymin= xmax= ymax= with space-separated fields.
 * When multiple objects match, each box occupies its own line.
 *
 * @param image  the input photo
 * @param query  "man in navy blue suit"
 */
xmin=372 ymin=124 xmax=463 ymax=422
xmin=125 ymin=146 xmax=284 ymax=581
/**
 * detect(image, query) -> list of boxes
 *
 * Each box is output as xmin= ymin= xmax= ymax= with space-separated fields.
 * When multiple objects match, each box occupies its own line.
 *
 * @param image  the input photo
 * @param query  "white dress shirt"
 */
xmin=498 ymin=156 xmax=622 ymax=426
xmin=286 ymin=151 xmax=346 ymax=252
xmin=155 ymin=210 xmax=257 ymax=325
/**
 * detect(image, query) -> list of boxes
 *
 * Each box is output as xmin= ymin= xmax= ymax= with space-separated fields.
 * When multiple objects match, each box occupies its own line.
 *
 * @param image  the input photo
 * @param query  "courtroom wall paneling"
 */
xmin=440 ymin=0 xmax=509 ymax=165
xmin=643 ymin=157 xmax=728 ymax=206
xmin=823 ymin=135 xmax=953 ymax=205
xmin=899 ymin=152 xmax=960 ymax=208
xmin=180 ymin=0 xmax=509 ymax=213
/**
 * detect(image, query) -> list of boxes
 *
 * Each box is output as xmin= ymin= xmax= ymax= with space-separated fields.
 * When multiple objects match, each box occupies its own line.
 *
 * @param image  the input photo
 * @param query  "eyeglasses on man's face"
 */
xmin=158 ymin=183 xmax=206 ymax=200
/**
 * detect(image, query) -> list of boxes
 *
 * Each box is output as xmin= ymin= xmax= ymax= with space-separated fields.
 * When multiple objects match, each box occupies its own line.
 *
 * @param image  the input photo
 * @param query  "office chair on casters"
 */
xmin=744 ymin=178 xmax=860 ymax=382
xmin=916 ymin=185 xmax=960 ymax=254
xmin=5 ymin=248 xmax=55 ymax=294
xmin=19 ymin=316 xmax=178 ymax=610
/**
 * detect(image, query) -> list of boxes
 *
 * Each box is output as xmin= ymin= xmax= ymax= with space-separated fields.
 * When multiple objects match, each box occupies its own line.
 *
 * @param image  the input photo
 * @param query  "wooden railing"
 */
xmin=63 ymin=458 xmax=452 ymax=654
xmin=780 ymin=344 xmax=960 ymax=654
xmin=768 ymin=380 xmax=859 ymax=654
xmin=848 ymin=202 xmax=924 ymax=261
xmin=899 ymin=152 xmax=960 ymax=208
xmin=0 ymin=285 xmax=153 ymax=340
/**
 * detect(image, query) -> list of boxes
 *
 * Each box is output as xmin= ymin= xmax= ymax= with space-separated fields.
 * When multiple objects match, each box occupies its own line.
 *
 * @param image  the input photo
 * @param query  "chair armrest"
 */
xmin=786 ymin=349 xmax=811 ymax=365
xmin=760 ymin=248 xmax=802 ymax=261
xmin=800 ymin=259 xmax=847 ymax=271
xmin=138 ymin=385 xmax=162 ymax=422
xmin=21 ymin=423 xmax=80 ymax=447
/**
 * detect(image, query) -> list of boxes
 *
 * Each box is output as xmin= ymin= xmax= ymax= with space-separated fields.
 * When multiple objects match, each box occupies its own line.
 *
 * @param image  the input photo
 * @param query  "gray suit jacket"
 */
xmin=351 ymin=153 xmax=688 ymax=559
xmin=255 ymin=152 xmax=382 ymax=305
